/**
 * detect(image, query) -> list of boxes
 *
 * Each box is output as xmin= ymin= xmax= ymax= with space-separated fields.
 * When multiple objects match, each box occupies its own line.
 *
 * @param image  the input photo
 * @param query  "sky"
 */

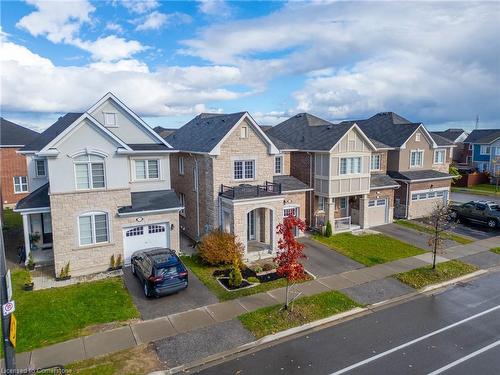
xmin=1 ymin=0 xmax=499 ymax=133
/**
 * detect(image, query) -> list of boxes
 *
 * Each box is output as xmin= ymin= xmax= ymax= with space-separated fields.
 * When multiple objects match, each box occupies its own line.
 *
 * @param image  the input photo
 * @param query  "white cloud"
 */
xmin=88 ymin=59 xmax=149 ymax=73
xmin=72 ymin=35 xmax=146 ymax=61
xmin=105 ymin=22 xmax=124 ymax=33
xmin=135 ymin=11 xmax=191 ymax=31
xmin=198 ymin=0 xmax=231 ymax=17
xmin=119 ymin=0 xmax=159 ymax=14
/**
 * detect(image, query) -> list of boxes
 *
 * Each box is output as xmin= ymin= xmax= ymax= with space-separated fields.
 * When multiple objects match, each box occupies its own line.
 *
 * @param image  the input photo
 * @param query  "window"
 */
xmin=74 ymin=154 xmax=105 ymax=189
xmin=35 ymin=159 xmax=46 ymax=177
xmin=148 ymin=224 xmax=165 ymax=234
xmin=376 ymin=199 xmax=386 ymax=206
xmin=370 ymin=154 xmax=381 ymax=171
xmin=415 ymin=132 xmax=421 ymax=142
xmin=134 ymin=159 xmax=160 ymax=180
xmin=179 ymin=193 xmax=186 ymax=216
xmin=178 ymin=157 xmax=184 ymax=175
xmin=412 ymin=190 xmax=446 ymax=201
xmin=368 ymin=200 xmax=376 ymax=207
xmin=78 ymin=212 xmax=108 ymax=246
xmin=103 ymin=112 xmax=117 ymax=127
xmin=318 ymin=196 xmax=326 ymax=211
xmin=480 ymin=145 xmax=491 ymax=155
xmin=434 ymin=150 xmax=445 ymax=164
xmin=240 ymin=126 xmax=248 ymax=139
xmin=13 ymin=176 xmax=28 ymax=193
xmin=193 ymin=166 xmax=198 ymax=192
xmin=410 ymin=150 xmax=424 ymax=167
xmin=340 ymin=157 xmax=361 ymax=175
xmin=126 ymin=227 xmax=143 ymax=237
xmin=275 ymin=155 xmax=283 ymax=174
xmin=468 ymin=143 xmax=472 ymax=150
xmin=234 ymin=160 xmax=255 ymax=180
xmin=494 ymin=147 xmax=500 ymax=156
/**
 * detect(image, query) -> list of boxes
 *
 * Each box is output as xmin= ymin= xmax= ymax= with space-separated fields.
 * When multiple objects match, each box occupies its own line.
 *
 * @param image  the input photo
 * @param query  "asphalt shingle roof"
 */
xmin=154 ymin=126 xmax=177 ymax=139
xmin=0 ymin=117 xmax=38 ymax=146
xmin=387 ymin=170 xmax=453 ymax=181
xmin=273 ymin=175 xmax=312 ymax=192
xmin=370 ymin=174 xmax=400 ymax=189
xmin=166 ymin=112 xmax=246 ymax=153
xmin=127 ymin=144 xmax=171 ymax=151
xmin=430 ymin=132 xmax=455 ymax=146
xmin=15 ymin=183 xmax=50 ymax=210
xmin=464 ymin=129 xmax=500 ymax=144
xmin=118 ymin=190 xmax=181 ymax=214
xmin=20 ymin=113 xmax=83 ymax=152
xmin=432 ymin=129 xmax=467 ymax=143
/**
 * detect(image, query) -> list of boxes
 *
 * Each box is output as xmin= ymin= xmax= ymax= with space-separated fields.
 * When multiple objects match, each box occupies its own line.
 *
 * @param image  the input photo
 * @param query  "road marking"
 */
xmin=330 ymin=304 xmax=500 ymax=375
xmin=427 ymin=339 xmax=500 ymax=375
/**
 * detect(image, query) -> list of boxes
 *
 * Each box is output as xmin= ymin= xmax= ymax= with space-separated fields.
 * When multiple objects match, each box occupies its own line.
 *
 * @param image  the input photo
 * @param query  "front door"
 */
xmin=284 ymin=207 xmax=299 ymax=236
xmin=339 ymin=197 xmax=349 ymax=217
xmin=42 ymin=213 xmax=53 ymax=244
xmin=247 ymin=210 xmax=256 ymax=241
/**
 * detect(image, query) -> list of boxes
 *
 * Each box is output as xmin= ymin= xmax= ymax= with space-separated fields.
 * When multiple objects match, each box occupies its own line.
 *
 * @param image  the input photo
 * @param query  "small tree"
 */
xmin=228 ymin=258 xmax=243 ymax=288
xmin=198 ymin=230 xmax=244 ymax=266
xmin=274 ymin=213 xmax=307 ymax=310
xmin=448 ymin=165 xmax=461 ymax=185
xmin=325 ymin=221 xmax=333 ymax=237
xmin=426 ymin=203 xmax=453 ymax=269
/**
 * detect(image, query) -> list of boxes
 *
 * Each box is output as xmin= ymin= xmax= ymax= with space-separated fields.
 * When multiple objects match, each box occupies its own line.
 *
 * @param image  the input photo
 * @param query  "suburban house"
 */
xmin=266 ymin=113 xmax=400 ymax=232
xmin=0 ymin=117 xmax=39 ymax=206
xmin=14 ymin=93 xmax=182 ymax=277
xmin=164 ymin=112 xmax=312 ymax=260
xmin=463 ymin=129 xmax=500 ymax=178
xmin=431 ymin=128 xmax=469 ymax=164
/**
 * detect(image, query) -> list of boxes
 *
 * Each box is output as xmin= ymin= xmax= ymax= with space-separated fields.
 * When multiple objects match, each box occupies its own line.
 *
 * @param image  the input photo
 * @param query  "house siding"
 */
xmin=1 ymin=148 xmax=31 ymax=206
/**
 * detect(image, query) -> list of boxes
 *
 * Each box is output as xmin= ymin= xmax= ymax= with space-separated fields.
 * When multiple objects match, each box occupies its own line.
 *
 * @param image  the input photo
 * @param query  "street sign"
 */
xmin=6 ymin=270 xmax=12 ymax=302
xmin=9 ymin=314 xmax=16 ymax=348
xmin=2 ymin=300 xmax=15 ymax=316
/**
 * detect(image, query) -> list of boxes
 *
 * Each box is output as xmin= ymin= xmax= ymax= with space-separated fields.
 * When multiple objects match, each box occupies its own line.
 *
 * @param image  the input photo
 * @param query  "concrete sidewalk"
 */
xmin=14 ymin=235 xmax=500 ymax=371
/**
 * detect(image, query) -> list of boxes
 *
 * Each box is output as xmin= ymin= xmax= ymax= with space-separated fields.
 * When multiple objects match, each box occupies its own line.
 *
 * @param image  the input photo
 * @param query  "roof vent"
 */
xmin=327 ymin=125 xmax=332 ymax=130
xmin=295 ymin=114 xmax=302 ymax=118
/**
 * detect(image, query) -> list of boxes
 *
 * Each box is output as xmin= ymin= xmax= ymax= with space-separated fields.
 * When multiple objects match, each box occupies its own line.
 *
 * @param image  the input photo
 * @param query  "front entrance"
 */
xmin=246 ymin=208 xmax=274 ymax=254
xmin=123 ymin=223 xmax=170 ymax=263
xmin=283 ymin=206 xmax=299 ymax=236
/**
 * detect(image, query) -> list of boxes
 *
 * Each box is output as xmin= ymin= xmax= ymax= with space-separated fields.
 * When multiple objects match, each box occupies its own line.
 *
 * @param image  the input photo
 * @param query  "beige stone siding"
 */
xmin=50 ymin=189 xmax=179 ymax=277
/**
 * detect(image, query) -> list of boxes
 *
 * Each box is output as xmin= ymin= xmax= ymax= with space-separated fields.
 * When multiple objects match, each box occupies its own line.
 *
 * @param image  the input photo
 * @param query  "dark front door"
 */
xmin=42 ymin=213 xmax=53 ymax=244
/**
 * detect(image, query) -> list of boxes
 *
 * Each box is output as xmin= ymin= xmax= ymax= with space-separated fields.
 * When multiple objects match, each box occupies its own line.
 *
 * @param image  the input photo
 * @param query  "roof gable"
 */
xmin=0 ymin=117 xmax=39 ymax=147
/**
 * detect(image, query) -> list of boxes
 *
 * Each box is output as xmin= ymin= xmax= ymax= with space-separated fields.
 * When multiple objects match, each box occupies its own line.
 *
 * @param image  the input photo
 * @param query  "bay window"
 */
xmin=74 ymin=154 xmax=105 ymax=189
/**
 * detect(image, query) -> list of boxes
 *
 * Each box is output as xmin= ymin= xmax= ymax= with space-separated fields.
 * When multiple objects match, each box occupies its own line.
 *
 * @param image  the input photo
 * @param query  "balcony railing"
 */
xmin=334 ymin=216 xmax=351 ymax=232
xmin=220 ymin=181 xmax=282 ymax=200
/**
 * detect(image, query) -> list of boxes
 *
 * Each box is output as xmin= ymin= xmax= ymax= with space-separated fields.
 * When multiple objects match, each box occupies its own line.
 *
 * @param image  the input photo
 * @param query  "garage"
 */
xmin=368 ymin=198 xmax=388 ymax=227
xmin=123 ymin=223 xmax=170 ymax=264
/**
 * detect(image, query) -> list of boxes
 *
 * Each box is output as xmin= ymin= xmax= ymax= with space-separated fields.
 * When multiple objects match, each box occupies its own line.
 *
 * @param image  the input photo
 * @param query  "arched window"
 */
xmin=78 ymin=211 xmax=109 ymax=246
xmin=74 ymin=154 xmax=106 ymax=189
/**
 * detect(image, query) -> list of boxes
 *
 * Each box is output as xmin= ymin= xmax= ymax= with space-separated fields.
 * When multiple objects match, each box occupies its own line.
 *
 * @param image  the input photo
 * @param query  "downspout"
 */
xmin=403 ymin=180 xmax=410 ymax=219
xmin=189 ymin=153 xmax=200 ymax=240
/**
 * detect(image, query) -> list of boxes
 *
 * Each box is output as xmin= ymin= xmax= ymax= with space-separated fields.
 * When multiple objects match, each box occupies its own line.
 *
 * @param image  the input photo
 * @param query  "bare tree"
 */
xmin=426 ymin=203 xmax=453 ymax=269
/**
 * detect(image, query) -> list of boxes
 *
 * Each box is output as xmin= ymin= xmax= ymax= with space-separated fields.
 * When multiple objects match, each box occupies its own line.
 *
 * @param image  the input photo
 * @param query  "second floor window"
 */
xmin=13 ymin=176 xmax=28 ymax=193
xmin=340 ymin=157 xmax=361 ymax=175
xmin=434 ymin=150 xmax=445 ymax=164
xmin=74 ymin=154 xmax=105 ymax=189
xmin=135 ymin=159 xmax=160 ymax=180
xmin=178 ymin=157 xmax=184 ymax=175
xmin=78 ymin=212 xmax=109 ymax=246
xmin=410 ymin=150 xmax=424 ymax=167
xmin=234 ymin=160 xmax=255 ymax=180
xmin=35 ymin=159 xmax=46 ymax=177
xmin=370 ymin=154 xmax=381 ymax=171
xmin=480 ymin=145 xmax=491 ymax=155
xmin=275 ymin=155 xmax=283 ymax=174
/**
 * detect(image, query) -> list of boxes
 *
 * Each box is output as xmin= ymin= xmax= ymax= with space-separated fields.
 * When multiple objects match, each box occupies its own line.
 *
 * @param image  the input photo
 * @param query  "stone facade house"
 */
xmin=14 ymin=93 xmax=182 ymax=277
xmin=0 ymin=117 xmax=38 ymax=206
xmin=165 ymin=112 xmax=312 ymax=261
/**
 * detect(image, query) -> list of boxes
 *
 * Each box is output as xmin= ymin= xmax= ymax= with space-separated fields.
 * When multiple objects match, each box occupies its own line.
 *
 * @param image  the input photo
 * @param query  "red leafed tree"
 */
xmin=274 ymin=213 xmax=307 ymax=310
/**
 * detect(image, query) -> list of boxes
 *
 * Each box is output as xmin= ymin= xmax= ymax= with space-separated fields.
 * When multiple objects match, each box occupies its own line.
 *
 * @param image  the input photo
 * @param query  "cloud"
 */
xmin=105 ymin=22 xmax=124 ymax=33
xmin=119 ymin=0 xmax=159 ymax=14
xmin=72 ymin=35 xmax=146 ymax=61
xmin=135 ymin=11 xmax=192 ymax=31
xmin=198 ymin=0 xmax=231 ymax=17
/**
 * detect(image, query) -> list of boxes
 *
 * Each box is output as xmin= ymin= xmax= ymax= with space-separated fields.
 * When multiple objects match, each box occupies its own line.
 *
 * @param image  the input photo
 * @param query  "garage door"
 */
xmin=123 ymin=223 xmax=170 ymax=264
xmin=368 ymin=198 xmax=388 ymax=227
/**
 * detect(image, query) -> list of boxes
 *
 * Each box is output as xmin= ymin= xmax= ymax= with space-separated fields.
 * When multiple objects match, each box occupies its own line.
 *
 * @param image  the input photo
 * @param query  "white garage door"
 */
xmin=368 ymin=198 xmax=388 ymax=227
xmin=123 ymin=223 xmax=170 ymax=264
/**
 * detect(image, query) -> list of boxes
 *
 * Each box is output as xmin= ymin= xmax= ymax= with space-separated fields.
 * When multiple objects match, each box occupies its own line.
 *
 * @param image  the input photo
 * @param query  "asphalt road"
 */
xmin=450 ymin=191 xmax=499 ymax=204
xmin=195 ymin=270 xmax=500 ymax=375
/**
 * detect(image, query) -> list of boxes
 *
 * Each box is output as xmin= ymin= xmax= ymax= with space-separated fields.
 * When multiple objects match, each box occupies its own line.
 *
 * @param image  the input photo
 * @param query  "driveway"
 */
xmin=450 ymin=191 xmax=499 ymax=204
xmin=122 ymin=266 xmax=218 ymax=320
xmin=412 ymin=216 xmax=499 ymax=241
xmin=375 ymin=223 xmax=456 ymax=250
xmin=300 ymin=237 xmax=363 ymax=278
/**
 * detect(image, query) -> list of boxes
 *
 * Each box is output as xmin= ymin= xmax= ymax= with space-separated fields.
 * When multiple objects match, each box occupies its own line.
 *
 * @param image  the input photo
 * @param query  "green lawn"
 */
xmin=238 ymin=290 xmax=361 ymax=338
xmin=312 ymin=233 xmax=425 ymax=266
xmin=490 ymin=247 xmax=500 ymax=255
xmin=394 ymin=260 xmax=478 ymax=289
xmin=451 ymin=184 xmax=499 ymax=195
xmin=469 ymin=184 xmax=499 ymax=194
xmin=11 ymin=269 xmax=139 ymax=353
xmin=394 ymin=220 xmax=474 ymax=245
xmin=2 ymin=208 xmax=22 ymax=229
xmin=181 ymin=256 xmax=307 ymax=301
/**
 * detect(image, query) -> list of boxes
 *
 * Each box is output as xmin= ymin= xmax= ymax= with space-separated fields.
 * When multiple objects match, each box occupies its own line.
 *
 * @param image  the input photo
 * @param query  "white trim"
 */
xmin=400 ymin=124 xmax=438 ymax=149
xmin=117 ymin=207 xmax=183 ymax=217
xmin=68 ymin=148 xmax=109 ymax=158
xmin=370 ymin=153 xmax=381 ymax=171
xmin=222 ymin=194 xmax=284 ymax=205
xmin=131 ymin=158 xmax=162 ymax=181
xmin=77 ymin=211 xmax=109 ymax=247
xmin=433 ymin=149 xmax=446 ymax=164
xmin=233 ymin=159 xmax=256 ymax=181
xmin=411 ymin=186 xmax=450 ymax=195
xmin=73 ymin=153 xmax=107 ymax=190
xmin=409 ymin=149 xmax=424 ymax=168
xmin=282 ymin=188 xmax=314 ymax=193
xmin=13 ymin=176 xmax=29 ymax=193
xmin=34 ymin=158 xmax=47 ymax=177
xmin=369 ymin=184 xmax=400 ymax=190
xmin=103 ymin=112 xmax=118 ymax=128
xmin=392 ymin=176 xmax=452 ymax=182
xmin=274 ymin=155 xmax=283 ymax=175
xmin=14 ymin=207 xmax=51 ymax=214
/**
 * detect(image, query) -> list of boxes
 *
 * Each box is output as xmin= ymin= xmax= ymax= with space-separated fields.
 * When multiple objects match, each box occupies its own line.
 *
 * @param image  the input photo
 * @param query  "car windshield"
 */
xmin=489 ymin=204 xmax=499 ymax=211
xmin=156 ymin=266 xmax=179 ymax=277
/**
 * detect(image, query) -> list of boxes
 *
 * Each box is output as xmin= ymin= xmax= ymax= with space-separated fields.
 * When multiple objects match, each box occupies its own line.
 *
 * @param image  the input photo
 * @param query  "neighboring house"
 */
xmin=431 ymin=128 xmax=469 ymax=164
xmin=463 ymin=129 xmax=500 ymax=177
xmin=266 ymin=113 xmax=400 ymax=232
xmin=14 ymin=93 xmax=182 ymax=277
xmin=153 ymin=126 xmax=177 ymax=139
xmin=165 ymin=112 xmax=312 ymax=260
xmin=0 ymin=117 xmax=39 ymax=206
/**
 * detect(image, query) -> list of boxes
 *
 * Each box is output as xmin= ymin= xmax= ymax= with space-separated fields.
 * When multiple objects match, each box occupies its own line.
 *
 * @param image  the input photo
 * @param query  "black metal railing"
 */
xmin=220 ymin=181 xmax=282 ymax=199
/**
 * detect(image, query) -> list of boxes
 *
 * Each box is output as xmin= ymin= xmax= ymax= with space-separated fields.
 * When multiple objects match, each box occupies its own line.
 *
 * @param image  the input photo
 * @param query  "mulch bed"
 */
xmin=213 ymin=267 xmax=283 ymax=283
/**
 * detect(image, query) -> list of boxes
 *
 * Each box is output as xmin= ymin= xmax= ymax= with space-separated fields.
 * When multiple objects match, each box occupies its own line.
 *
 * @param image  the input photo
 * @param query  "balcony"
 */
xmin=220 ymin=181 xmax=282 ymax=200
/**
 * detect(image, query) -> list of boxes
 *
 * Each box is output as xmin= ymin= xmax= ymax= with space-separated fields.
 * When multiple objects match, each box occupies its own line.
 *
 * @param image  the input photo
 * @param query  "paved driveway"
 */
xmin=300 ymin=237 xmax=363 ymax=278
xmin=450 ymin=191 xmax=499 ymax=204
xmin=375 ymin=223 xmax=456 ymax=250
xmin=122 ymin=266 xmax=218 ymax=320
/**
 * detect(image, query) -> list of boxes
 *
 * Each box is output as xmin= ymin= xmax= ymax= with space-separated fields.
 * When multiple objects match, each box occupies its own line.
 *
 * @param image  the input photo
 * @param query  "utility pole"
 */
xmin=0 ymin=203 xmax=16 ymax=370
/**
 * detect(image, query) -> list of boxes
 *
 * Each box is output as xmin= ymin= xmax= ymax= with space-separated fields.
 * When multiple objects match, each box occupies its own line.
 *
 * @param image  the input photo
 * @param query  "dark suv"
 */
xmin=450 ymin=200 xmax=500 ymax=228
xmin=130 ymin=248 xmax=188 ymax=297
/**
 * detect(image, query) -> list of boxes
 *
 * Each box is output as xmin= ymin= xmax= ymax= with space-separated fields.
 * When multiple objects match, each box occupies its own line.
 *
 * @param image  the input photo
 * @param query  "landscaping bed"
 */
xmin=238 ymin=290 xmax=361 ymax=338
xmin=393 ymin=260 xmax=479 ymax=289
xmin=394 ymin=219 xmax=474 ymax=244
xmin=10 ymin=269 xmax=139 ymax=353
xmin=312 ymin=233 xmax=425 ymax=266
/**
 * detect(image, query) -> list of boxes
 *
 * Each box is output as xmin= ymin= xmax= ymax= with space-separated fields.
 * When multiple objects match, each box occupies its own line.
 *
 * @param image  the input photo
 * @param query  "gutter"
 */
xmin=117 ymin=207 xmax=184 ymax=217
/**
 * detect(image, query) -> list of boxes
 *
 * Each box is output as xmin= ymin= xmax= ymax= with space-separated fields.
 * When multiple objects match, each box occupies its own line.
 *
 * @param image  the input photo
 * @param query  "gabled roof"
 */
xmin=430 ymin=132 xmax=455 ymax=146
xmin=0 ymin=117 xmax=39 ymax=147
xmin=15 ymin=183 xmax=50 ymax=211
xmin=432 ymin=129 xmax=467 ymax=143
xmin=464 ymin=129 xmax=500 ymax=144
xmin=19 ymin=113 xmax=83 ymax=152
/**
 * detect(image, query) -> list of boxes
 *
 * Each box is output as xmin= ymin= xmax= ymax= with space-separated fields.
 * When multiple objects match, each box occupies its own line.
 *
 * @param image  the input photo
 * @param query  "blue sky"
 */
xmin=1 ymin=1 xmax=499 ymax=132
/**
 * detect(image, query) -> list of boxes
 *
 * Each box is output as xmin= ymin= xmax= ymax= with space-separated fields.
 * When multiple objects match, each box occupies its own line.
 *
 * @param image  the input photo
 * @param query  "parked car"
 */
xmin=450 ymin=201 xmax=500 ymax=228
xmin=130 ymin=248 xmax=188 ymax=297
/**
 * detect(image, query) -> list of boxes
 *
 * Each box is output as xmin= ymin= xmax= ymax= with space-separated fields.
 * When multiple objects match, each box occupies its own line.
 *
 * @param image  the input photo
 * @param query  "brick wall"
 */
xmin=0 ymin=147 xmax=29 ymax=205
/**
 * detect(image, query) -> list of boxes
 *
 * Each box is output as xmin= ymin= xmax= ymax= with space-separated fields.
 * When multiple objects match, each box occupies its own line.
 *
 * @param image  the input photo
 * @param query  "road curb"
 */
xmin=419 ymin=269 xmax=488 ymax=293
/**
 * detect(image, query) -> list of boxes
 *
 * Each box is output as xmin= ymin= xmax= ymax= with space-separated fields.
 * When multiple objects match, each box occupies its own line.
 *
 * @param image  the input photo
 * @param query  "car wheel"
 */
xmin=487 ymin=219 xmax=498 ymax=228
xmin=143 ymin=281 xmax=150 ymax=297
xmin=131 ymin=262 xmax=136 ymax=276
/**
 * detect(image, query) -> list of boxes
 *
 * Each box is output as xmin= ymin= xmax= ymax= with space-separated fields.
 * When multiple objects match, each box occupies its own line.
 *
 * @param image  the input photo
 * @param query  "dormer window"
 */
xmin=415 ymin=132 xmax=421 ymax=142
xmin=240 ymin=126 xmax=248 ymax=139
xmin=103 ymin=112 xmax=117 ymax=127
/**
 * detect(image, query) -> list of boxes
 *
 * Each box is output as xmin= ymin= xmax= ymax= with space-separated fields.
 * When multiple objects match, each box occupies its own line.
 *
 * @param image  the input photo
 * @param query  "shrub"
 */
xmin=198 ymin=230 xmax=243 ymax=266
xmin=115 ymin=254 xmax=123 ymax=268
xmin=247 ymin=276 xmax=260 ymax=284
xmin=325 ymin=221 xmax=333 ymax=237
xmin=228 ymin=259 xmax=243 ymax=288
xmin=262 ymin=263 xmax=275 ymax=272
xmin=110 ymin=254 xmax=115 ymax=268
xmin=253 ymin=265 xmax=263 ymax=274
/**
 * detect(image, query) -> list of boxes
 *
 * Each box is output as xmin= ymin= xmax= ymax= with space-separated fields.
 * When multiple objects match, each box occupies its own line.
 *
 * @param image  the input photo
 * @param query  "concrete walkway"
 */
xmin=15 ymin=235 xmax=500 ymax=371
